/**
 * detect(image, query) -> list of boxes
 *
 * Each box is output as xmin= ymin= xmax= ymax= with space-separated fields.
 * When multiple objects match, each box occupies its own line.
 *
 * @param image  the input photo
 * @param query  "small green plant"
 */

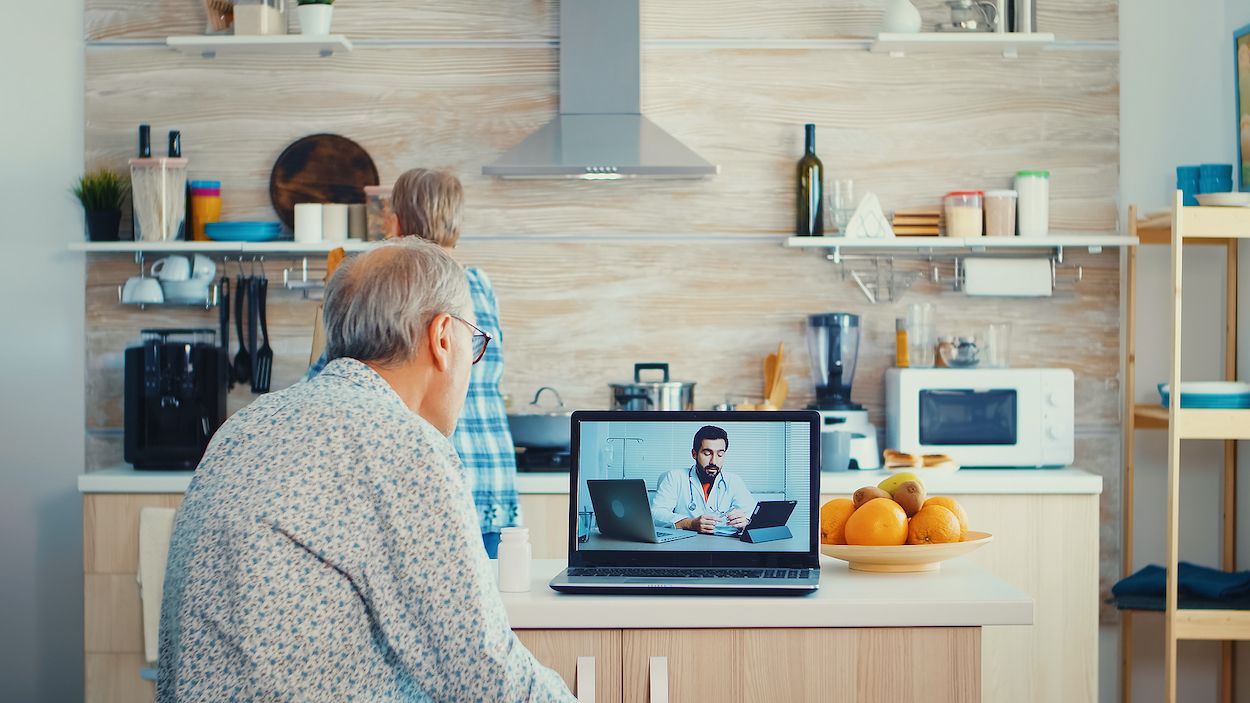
xmin=72 ymin=169 xmax=128 ymax=211
xmin=297 ymin=0 xmax=334 ymax=5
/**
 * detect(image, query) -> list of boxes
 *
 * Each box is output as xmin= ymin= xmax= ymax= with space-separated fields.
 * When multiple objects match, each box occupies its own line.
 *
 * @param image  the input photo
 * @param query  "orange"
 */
xmin=923 ymin=496 xmax=969 ymax=539
xmin=907 ymin=505 xmax=962 ymax=545
xmin=843 ymin=498 xmax=908 ymax=546
xmin=819 ymin=498 xmax=856 ymax=545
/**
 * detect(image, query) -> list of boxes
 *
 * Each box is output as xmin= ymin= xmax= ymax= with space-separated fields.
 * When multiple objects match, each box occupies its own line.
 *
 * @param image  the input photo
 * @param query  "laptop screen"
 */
xmin=569 ymin=411 xmax=817 ymax=563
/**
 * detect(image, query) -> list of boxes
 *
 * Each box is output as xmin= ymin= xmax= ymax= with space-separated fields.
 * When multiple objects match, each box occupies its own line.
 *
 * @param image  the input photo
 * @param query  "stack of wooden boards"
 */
xmin=891 ymin=208 xmax=941 ymax=236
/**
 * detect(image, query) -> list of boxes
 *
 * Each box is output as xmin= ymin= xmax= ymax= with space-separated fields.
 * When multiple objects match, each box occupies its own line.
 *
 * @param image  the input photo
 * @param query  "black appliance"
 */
xmin=516 ymin=446 xmax=571 ymax=472
xmin=805 ymin=312 xmax=863 ymax=410
xmin=124 ymin=328 xmax=228 ymax=470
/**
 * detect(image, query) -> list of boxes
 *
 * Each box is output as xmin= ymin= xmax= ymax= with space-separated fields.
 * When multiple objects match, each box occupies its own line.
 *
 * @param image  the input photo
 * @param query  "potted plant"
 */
xmin=297 ymin=0 xmax=334 ymax=35
xmin=73 ymin=169 xmax=128 ymax=242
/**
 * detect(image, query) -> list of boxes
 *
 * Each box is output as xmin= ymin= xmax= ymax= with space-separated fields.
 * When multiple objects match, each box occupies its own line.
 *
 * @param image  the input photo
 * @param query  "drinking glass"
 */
xmin=831 ymin=179 xmax=856 ymax=232
xmin=907 ymin=303 xmax=936 ymax=368
xmin=985 ymin=322 xmax=1012 ymax=367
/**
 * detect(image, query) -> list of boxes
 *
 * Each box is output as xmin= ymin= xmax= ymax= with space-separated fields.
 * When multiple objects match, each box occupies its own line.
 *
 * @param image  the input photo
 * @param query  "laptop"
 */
xmin=549 ymin=410 xmax=821 ymax=595
xmin=587 ymin=479 xmax=696 ymax=544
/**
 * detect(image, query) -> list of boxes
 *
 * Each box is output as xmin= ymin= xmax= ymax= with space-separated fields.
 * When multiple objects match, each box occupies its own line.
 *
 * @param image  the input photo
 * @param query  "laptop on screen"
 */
xmin=548 ymin=410 xmax=821 ymax=595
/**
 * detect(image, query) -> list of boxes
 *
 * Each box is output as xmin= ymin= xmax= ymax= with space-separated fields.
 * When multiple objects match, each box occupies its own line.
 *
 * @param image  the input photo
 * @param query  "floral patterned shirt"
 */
xmin=157 ymin=357 xmax=572 ymax=702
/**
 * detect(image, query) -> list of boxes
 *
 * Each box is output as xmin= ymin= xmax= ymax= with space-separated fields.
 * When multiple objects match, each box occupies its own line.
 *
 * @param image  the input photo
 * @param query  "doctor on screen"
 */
xmin=651 ymin=425 xmax=757 ymax=534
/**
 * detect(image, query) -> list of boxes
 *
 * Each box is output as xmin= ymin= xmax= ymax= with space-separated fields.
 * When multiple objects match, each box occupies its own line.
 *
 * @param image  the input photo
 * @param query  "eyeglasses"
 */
xmin=450 ymin=315 xmax=491 ymax=365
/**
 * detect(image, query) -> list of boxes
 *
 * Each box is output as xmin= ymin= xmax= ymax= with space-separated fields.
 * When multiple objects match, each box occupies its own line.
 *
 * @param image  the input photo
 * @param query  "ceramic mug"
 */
xmin=122 ymin=276 xmax=165 ymax=304
xmin=150 ymin=255 xmax=192 ymax=282
xmin=190 ymin=254 xmax=217 ymax=280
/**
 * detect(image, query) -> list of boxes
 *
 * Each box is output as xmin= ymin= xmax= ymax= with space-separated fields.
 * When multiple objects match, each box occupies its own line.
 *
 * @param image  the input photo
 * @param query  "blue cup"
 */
xmin=1198 ymin=164 xmax=1233 ymax=194
xmin=1177 ymin=165 xmax=1200 ymax=205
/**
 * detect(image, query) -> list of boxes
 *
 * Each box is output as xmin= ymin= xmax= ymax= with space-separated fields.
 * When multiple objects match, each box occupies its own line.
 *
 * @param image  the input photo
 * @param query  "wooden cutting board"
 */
xmin=269 ymin=134 xmax=379 ymax=229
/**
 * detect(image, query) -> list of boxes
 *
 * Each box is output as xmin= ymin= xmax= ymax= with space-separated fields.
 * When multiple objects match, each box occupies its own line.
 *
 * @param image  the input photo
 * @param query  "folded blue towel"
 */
xmin=1112 ymin=562 xmax=1250 ymax=601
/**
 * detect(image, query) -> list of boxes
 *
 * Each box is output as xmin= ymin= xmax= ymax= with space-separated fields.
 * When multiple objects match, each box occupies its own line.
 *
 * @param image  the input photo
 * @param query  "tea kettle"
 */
xmin=936 ymin=0 xmax=999 ymax=32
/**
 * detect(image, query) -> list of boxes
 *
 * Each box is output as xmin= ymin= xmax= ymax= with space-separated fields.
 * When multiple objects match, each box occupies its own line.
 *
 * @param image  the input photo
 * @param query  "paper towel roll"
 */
xmin=322 ymin=203 xmax=348 ymax=243
xmin=294 ymin=203 xmax=323 ymax=243
xmin=963 ymin=258 xmax=1052 ymax=297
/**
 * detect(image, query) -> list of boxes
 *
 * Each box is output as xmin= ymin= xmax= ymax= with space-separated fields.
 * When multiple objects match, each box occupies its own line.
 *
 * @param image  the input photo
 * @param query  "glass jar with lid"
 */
xmin=944 ymin=191 xmax=984 ymax=238
xmin=232 ymin=0 xmax=288 ymax=36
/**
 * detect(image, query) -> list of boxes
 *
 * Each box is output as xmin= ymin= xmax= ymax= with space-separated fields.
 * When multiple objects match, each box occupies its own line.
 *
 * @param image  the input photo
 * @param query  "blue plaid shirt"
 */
xmin=308 ymin=266 xmax=520 ymax=534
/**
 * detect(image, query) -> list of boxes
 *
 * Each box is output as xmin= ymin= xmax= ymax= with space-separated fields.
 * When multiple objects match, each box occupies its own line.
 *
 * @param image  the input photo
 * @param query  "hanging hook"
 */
xmin=235 ymin=256 xmax=246 ymax=277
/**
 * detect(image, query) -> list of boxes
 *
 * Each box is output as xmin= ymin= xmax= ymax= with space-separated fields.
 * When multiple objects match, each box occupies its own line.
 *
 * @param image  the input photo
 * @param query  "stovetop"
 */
xmin=515 ymin=446 xmax=571 ymax=472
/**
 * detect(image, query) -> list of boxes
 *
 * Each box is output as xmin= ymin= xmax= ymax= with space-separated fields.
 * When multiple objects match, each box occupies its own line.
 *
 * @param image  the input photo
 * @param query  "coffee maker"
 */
xmin=805 ymin=313 xmax=881 ymax=470
xmin=124 ymin=328 xmax=228 ymax=469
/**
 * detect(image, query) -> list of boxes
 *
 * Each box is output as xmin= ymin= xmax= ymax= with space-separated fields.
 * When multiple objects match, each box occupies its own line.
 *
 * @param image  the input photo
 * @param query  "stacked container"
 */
xmin=188 ymin=180 xmax=221 ymax=241
xmin=130 ymin=158 xmax=189 ymax=241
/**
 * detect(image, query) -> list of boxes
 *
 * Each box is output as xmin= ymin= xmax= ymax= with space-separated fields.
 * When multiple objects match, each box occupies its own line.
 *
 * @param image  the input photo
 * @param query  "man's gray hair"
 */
xmin=323 ymin=238 xmax=470 ymax=366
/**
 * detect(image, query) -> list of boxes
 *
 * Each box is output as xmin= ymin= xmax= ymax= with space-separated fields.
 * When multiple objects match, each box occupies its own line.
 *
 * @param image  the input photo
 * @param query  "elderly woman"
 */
xmin=158 ymin=239 xmax=573 ymax=701
xmin=309 ymin=169 xmax=519 ymax=557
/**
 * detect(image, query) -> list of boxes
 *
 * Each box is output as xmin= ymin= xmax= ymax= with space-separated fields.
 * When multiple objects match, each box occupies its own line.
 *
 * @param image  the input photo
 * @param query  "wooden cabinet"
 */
xmin=514 ymin=630 xmax=623 ymax=703
xmin=822 ymin=492 xmax=1097 ymax=703
xmin=83 ymin=493 xmax=184 ymax=703
xmin=514 ymin=627 xmax=979 ymax=703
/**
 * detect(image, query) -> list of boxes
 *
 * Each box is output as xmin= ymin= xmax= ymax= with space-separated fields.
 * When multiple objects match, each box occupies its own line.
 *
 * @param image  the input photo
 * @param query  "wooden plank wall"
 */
xmin=83 ymin=0 xmax=1121 ymax=611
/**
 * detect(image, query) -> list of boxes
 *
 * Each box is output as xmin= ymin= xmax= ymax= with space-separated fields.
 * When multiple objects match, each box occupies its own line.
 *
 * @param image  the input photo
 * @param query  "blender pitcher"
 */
xmin=806 ymin=313 xmax=862 ymax=410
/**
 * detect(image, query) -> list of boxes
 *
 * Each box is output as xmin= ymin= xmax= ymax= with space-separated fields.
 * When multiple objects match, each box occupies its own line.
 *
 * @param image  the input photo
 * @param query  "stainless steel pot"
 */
xmin=609 ymin=363 xmax=695 ymax=411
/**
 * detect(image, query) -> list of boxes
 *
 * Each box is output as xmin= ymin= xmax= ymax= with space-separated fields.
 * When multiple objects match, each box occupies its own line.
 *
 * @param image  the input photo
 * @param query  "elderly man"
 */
xmin=158 ymin=240 xmax=573 ymax=702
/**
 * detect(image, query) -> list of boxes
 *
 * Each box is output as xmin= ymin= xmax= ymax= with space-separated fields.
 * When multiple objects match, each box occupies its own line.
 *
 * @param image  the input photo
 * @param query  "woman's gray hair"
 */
xmin=323 ymin=238 xmax=470 ymax=366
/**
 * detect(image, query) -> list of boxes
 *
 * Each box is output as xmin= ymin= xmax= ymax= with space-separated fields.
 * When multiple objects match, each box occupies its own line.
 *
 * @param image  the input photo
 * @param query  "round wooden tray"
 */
xmin=820 ymin=531 xmax=992 ymax=573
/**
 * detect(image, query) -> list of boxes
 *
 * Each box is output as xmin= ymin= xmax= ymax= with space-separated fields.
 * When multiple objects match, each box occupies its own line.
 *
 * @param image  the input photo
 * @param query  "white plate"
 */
xmin=1196 ymin=193 xmax=1250 ymax=207
xmin=882 ymin=461 xmax=960 ymax=477
xmin=1159 ymin=381 xmax=1250 ymax=396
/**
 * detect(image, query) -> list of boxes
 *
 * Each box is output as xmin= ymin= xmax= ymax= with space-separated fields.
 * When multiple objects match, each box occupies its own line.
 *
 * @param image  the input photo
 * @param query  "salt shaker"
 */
xmin=497 ymin=527 xmax=532 ymax=592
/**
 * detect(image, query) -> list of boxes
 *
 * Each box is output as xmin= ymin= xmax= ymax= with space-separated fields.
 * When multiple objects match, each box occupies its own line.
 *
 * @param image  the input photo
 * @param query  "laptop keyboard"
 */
xmin=568 ymin=567 xmax=812 ymax=579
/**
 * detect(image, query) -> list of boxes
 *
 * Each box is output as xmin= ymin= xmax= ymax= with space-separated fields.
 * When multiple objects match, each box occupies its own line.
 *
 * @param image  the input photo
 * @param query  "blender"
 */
xmin=806 ymin=313 xmax=881 ymax=470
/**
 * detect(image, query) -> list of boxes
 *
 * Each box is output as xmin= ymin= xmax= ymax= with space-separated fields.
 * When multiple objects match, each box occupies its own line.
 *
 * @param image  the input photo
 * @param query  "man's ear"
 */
xmin=426 ymin=313 xmax=454 ymax=371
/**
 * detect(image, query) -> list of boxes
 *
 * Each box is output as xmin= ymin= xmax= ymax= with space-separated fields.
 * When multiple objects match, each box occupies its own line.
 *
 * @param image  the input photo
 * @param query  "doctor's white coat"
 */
xmin=650 ymin=466 xmax=757 ymax=528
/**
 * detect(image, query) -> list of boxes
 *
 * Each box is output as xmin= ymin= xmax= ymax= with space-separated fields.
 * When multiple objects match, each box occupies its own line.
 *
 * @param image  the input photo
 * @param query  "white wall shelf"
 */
xmin=166 ymin=35 xmax=353 ymax=59
xmin=69 ymin=240 xmax=372 ymax=255
xmin=871 ymin=32 xmax=1056 ymax=58
xmin=785 ymin=234 xmax=1137 ymax=257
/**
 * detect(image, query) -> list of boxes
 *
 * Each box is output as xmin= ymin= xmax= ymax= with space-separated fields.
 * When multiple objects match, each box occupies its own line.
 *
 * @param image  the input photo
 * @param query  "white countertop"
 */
xmin=500 ymin=558 xmax=1033 ymax=629
xmin=78 ymin=465 xmax=1101 ymax=495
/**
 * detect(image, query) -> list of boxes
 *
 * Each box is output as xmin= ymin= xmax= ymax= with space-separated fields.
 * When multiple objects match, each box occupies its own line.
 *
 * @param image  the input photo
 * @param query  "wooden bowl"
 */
xmin=820 ymin=531 xmax=993 ymax=573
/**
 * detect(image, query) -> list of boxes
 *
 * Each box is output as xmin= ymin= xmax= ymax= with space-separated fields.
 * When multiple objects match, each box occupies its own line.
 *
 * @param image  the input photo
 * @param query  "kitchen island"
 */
xmin=79 ymin=466 xmax=1098 ymax=702
xmin=505 ymin=557 xmax=1030 ymax=702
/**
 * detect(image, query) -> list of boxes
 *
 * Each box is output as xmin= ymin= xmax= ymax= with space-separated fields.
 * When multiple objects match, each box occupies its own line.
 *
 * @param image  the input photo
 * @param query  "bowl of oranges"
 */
xmin=819 ymin=472 xmax=991 ymax=573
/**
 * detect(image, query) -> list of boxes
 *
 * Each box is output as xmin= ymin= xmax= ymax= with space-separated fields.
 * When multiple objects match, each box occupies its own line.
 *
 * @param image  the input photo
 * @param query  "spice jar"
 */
xmin=935 ymin=336 xmax=954 ymax=368
xmin=895 ymin=318 xmax=910 ymax=368
xmin=943 ymin=191 xmax=984 ymax=237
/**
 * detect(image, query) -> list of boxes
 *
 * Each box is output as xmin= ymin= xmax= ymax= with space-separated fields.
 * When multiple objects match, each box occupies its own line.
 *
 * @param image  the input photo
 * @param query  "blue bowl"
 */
xmin=204 ymin=222 xmax=284 ymax=242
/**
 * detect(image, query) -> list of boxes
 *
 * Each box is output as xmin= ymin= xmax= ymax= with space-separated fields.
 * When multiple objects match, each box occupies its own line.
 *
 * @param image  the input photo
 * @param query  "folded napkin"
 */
xmin=1111 ymin=562 xmax=1250 ymax=611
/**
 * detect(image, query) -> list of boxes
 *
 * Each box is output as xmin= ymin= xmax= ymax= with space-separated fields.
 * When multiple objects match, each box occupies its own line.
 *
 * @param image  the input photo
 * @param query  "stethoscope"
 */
xmin=686 ymin=466 xmax=730 ymax=514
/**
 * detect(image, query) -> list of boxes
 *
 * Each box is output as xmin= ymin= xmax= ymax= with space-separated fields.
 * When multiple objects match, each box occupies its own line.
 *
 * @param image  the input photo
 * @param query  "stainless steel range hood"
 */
xmin=482 ymin=0 xmax=718 ymax=180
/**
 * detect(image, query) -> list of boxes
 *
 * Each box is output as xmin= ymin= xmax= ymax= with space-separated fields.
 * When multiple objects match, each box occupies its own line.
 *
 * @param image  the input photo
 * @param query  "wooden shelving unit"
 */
xmin=1121 ymin=200 xmax=1243 ymax=703
xmin=870 ymin=32 xmax=1056 ymax=58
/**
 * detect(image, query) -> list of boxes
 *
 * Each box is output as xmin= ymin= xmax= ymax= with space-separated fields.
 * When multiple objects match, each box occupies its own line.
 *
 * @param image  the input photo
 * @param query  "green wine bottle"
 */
xmin=796 ymin=123 xmax=824 ymax=236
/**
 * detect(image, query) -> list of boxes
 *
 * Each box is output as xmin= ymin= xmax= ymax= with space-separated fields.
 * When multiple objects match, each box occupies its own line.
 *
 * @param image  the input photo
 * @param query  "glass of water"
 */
xmin=830 ymin=179 xmax=856 ymax=232
xmin=907 ymin=303 xmax=936 ymax=368
xmin=985 ymin=322 xmax=1012 ymax=368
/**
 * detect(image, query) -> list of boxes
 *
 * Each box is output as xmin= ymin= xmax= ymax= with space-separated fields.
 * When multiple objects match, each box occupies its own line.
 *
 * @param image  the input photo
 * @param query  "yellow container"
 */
xmin=189 ymin=181 xmax=222 ymax=241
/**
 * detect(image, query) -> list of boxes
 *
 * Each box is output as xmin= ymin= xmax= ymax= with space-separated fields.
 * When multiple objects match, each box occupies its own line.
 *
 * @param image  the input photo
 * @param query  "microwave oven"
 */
xmin=885 ymin=368 xmax=1074 ymax=468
